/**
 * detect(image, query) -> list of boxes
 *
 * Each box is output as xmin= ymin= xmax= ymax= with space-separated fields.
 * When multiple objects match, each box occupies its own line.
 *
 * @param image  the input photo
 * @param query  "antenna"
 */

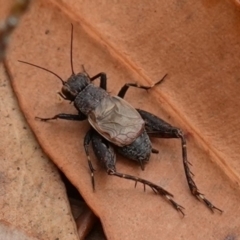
xmin=18 ymin=60 xmax=65 ymax=85
xmin=70 ymin=23 xmax=75 ymax=75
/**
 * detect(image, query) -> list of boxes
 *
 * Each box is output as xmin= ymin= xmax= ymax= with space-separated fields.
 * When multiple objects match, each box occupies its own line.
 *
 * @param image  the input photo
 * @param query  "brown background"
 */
xmin=1 ymin=0 xmax=240 ymax=239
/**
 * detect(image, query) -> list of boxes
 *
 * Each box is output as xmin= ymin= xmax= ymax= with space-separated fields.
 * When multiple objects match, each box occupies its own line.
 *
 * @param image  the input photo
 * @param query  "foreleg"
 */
xmin=36 ymin=112 xmax=87 ymax=122
xmin=81 ymin=65 xmax=107 ymax=90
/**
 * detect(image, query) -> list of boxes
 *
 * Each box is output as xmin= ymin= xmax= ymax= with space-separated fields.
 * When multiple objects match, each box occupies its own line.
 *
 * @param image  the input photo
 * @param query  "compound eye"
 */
xmin=62 ymin=85 xmax=76 ymax=101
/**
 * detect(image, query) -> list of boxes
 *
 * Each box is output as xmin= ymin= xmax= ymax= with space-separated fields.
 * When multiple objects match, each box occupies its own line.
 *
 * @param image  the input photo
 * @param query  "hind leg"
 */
xmin=137 ymin=109 xmax=222 ymax=213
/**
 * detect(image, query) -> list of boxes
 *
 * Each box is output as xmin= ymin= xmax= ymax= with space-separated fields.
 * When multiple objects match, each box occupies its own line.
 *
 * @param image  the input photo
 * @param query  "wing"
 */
xmin=88 ymin=96 xmax=145 ymax=147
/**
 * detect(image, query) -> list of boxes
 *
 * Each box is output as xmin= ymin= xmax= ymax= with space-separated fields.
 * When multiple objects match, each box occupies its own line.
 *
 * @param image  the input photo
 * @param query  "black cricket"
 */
xmin=19 ymin=25 xmax=222 ymax=216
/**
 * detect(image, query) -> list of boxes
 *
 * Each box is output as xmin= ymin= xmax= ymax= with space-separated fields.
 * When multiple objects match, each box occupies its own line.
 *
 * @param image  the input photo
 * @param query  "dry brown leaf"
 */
xmin=5 ymin=0 xmax=240 ymax=239
xmin=0 ymin=2 xmax=79 ymax=239
xmin=0 ymin=63 xmax=79 ymax=239
xmin=0 ymin=220 xmax=38 ymax=240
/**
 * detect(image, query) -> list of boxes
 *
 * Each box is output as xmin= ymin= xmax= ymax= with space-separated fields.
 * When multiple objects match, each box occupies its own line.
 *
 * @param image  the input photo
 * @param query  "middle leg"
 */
xmin=117 ymin=74 xmax=167 ymax=98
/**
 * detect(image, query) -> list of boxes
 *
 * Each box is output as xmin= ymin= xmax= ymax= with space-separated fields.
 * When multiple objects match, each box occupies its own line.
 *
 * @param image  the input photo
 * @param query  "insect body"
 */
xmin=74 ymin=80 xmax=145 ymax=147
xmin=19 ymin=25 xmax=222 ymax=216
